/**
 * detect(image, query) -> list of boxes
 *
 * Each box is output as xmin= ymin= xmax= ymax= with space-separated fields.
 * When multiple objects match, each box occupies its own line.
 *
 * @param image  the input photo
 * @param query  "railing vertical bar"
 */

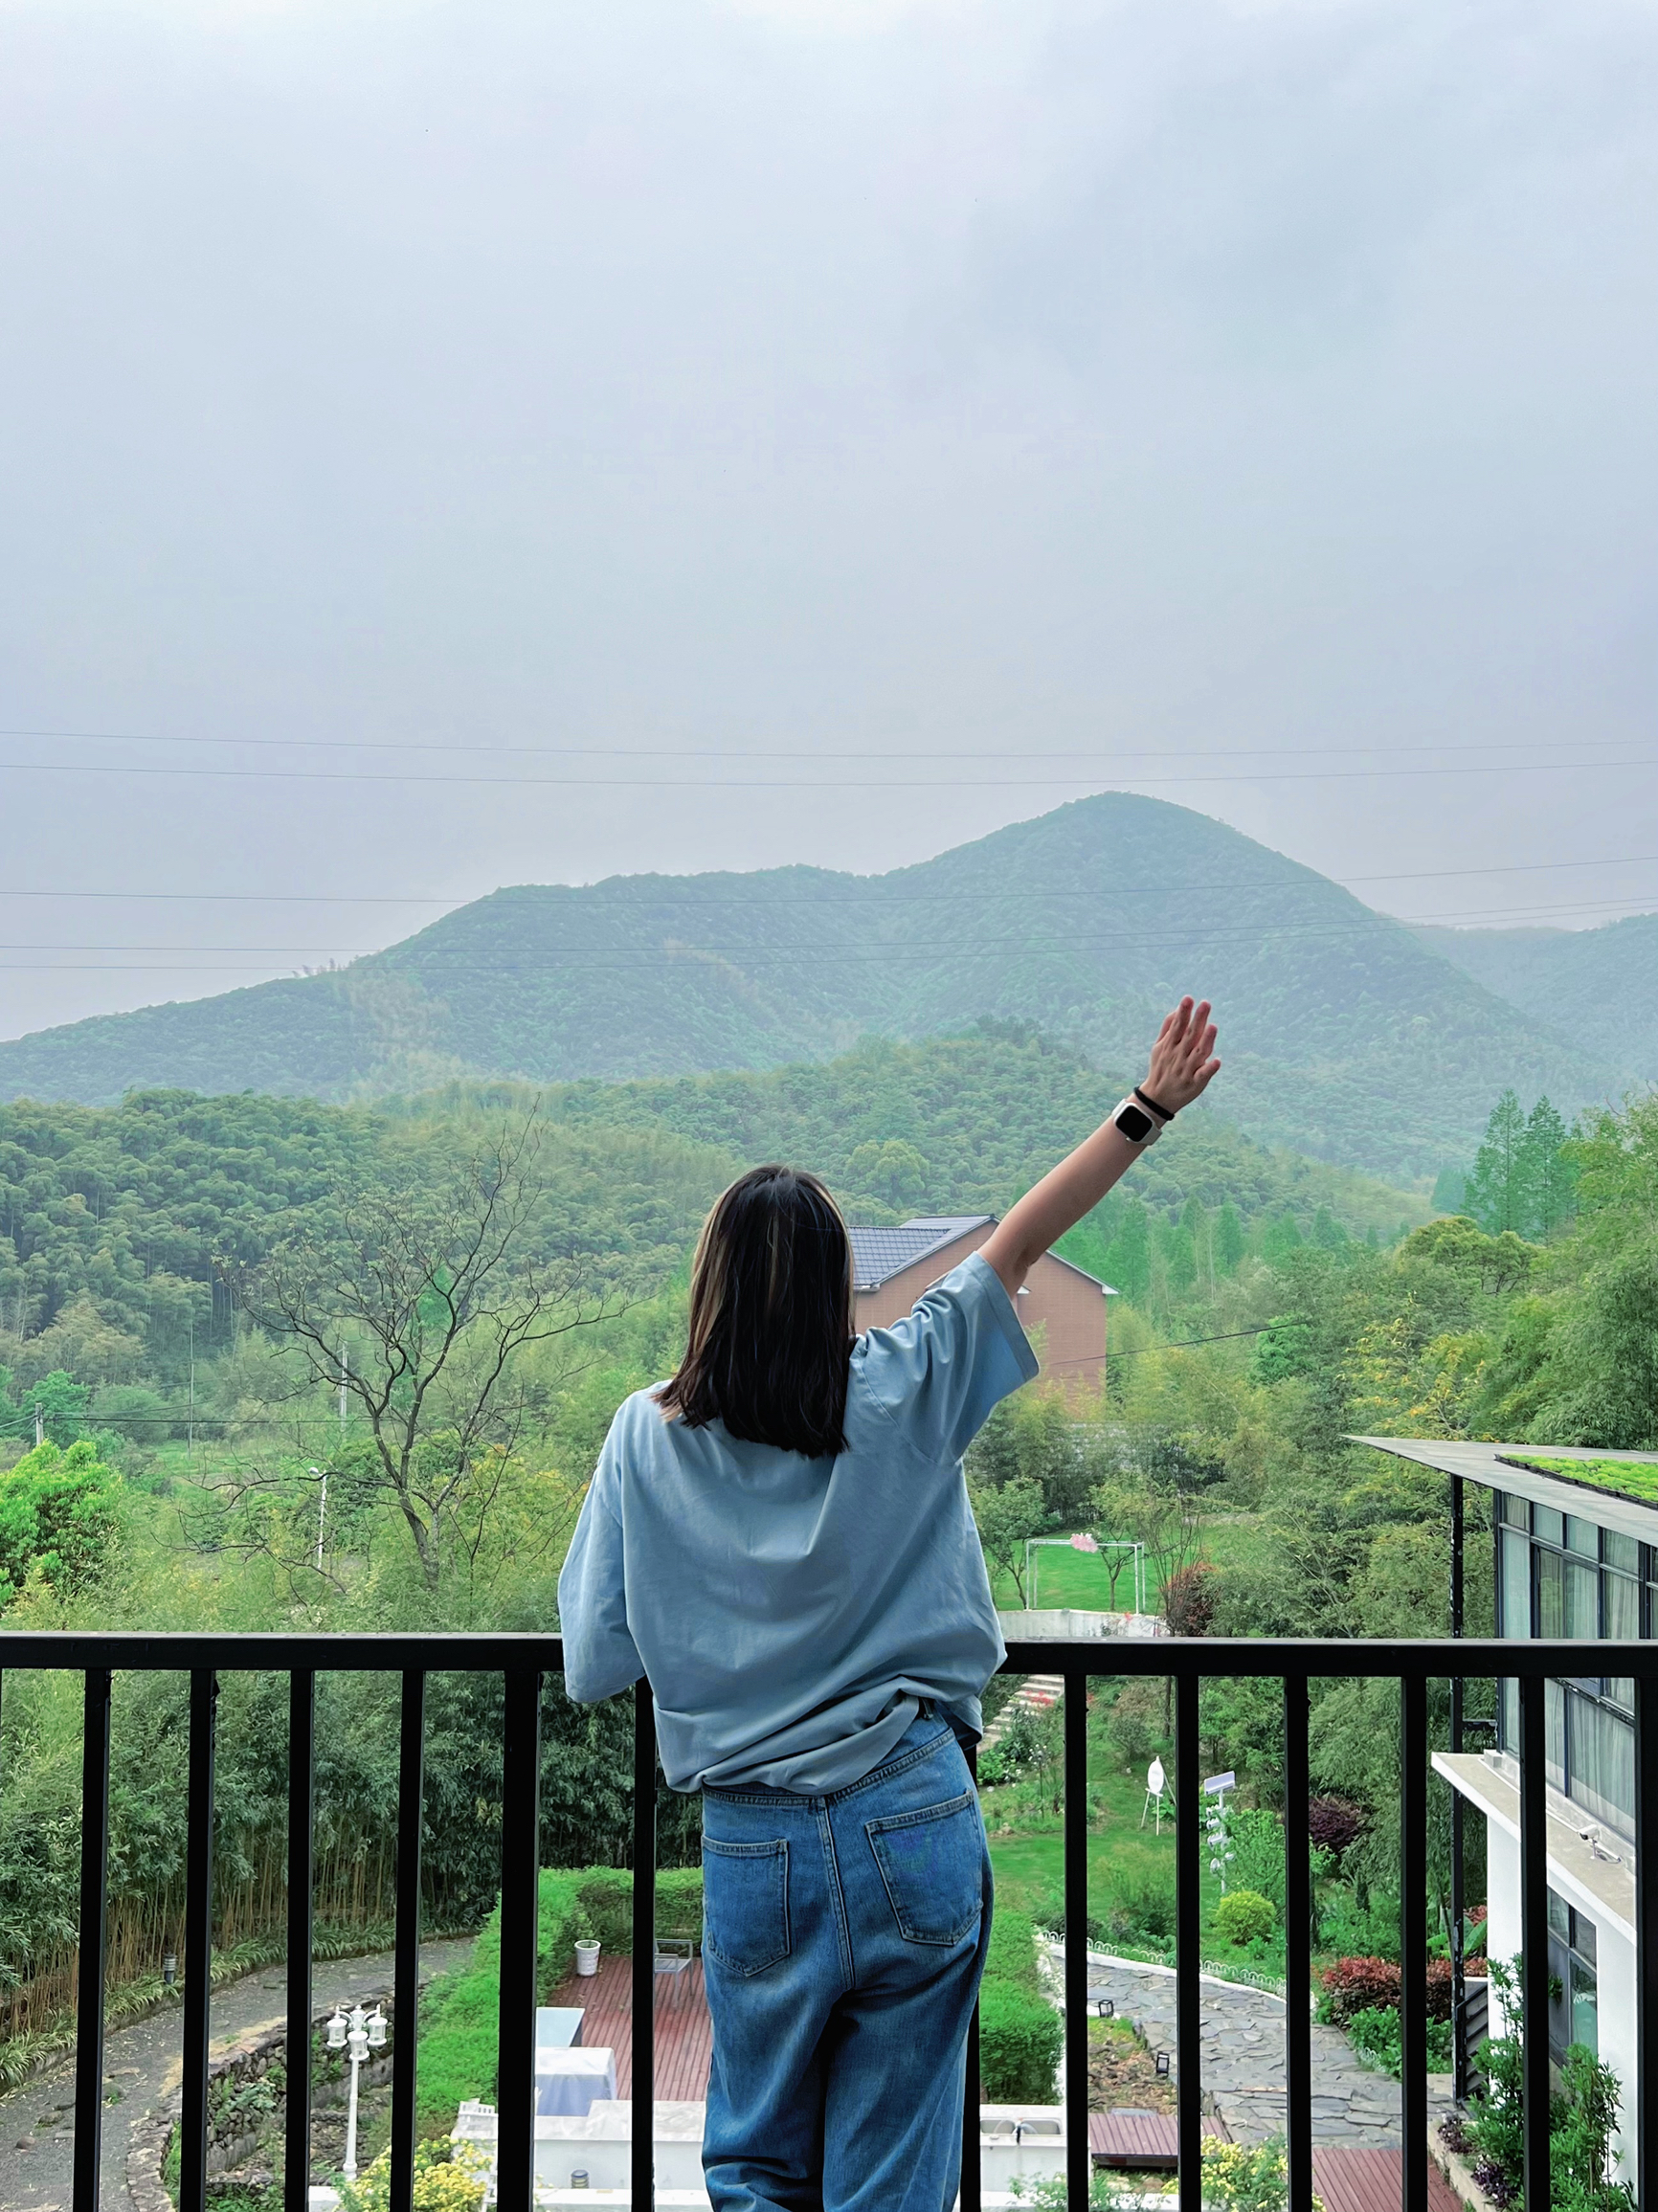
xmin=390 ymin=1669 xmax=426 ymax=2212
xmin=1635 ymin=1668 xmax=1657 ymax=2212
xmin=1283 ymin=1675 xmax=1311 ymax=2212
xmin=1176 ymin=1668 xmax=1201 ymax=2212
xmin=285 ymin=1670 xmax=315 ymax=2212
xmin=633 ymin=1679 xmax=658 ymax=2212
xmin=1400 ymin=1676 xmax=1427 ymax=2212
xmin=1451 ymin=1473 xmax=1467 ymax=2106
xmin=179 ymin=1668 xmax=218 ymax=2212
xmin=497 ymin=1667 xmax=542 ymax=2212
xmin=71 ymin=1666 xmax=112 ymax=2212
xmin=1064 ymin=1666 xmax=1089 ymax=2211
xmin=1518 ymin=1670 xmax=1551 ymax=2212
xmin=961 ymin=1737 xmax=981 ymax=2212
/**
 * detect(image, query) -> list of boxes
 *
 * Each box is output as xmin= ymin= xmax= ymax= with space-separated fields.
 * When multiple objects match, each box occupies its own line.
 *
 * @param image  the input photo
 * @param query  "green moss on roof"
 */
xmin=1497 ymin=1454 xmax=1658 ymax=1506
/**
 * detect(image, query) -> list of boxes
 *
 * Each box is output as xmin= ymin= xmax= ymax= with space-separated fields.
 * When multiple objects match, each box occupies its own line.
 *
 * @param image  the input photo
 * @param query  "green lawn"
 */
xmin=991 ymin=1513 xmax=1274 ymax=1613
xmin=984 ymin=1763 xmax=1266 ymax=1964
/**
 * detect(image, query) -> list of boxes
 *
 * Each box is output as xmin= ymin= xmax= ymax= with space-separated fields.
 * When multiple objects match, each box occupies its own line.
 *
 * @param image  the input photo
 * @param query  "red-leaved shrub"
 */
xmin=1320 ymin=1955 xmax=1402 ymax=2023
xmin=1307 ymin=1797 xmax=1368 ymax=1857
xmin=1163 ymin=1563 xmax=1216 ymax=1638
xmin=1425 ymin=1957 xmax=1455 ymax=2022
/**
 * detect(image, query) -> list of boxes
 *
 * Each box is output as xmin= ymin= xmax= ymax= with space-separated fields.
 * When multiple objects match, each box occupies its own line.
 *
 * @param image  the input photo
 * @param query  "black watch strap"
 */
xmin=1133 ymin=1085 xmax=1176 ymax=1124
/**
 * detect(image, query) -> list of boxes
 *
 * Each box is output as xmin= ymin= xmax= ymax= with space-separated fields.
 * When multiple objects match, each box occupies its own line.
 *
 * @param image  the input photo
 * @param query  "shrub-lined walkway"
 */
xmin=1061 ymin=1949 xmax=1461 ymax=2147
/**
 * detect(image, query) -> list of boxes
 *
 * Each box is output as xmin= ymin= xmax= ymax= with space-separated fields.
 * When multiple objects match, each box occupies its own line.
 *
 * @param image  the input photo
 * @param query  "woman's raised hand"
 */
xmin=1142 ymin=997 xmax=1221 ymax=1115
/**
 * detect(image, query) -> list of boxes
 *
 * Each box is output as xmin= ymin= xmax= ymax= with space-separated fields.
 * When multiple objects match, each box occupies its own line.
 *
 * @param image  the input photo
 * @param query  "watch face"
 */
xmin=1116 ymin=1102 xmax=1154 ymax=1143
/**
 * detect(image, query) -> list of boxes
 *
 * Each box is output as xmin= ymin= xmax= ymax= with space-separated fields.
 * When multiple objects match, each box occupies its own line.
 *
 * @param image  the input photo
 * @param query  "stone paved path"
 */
xmin=0 ymin=1936 xmax=474 ymax=2212
xmin=1054 ymin=1949 xmax=1459 ymax=2148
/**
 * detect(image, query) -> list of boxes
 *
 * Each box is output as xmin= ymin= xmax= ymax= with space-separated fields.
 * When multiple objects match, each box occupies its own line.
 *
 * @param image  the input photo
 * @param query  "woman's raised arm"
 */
xmin=980 ymin=997 xmax=1221 ymax=1298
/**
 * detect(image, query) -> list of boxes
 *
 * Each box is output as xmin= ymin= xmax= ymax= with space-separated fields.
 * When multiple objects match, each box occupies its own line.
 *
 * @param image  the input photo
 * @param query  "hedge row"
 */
xmin=977 ymin=1909 xmax=1061 ymax=2104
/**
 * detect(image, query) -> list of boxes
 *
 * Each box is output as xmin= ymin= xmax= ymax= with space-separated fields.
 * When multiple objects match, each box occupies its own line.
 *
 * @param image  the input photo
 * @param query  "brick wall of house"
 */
xmin=853 ymin=1226 xmax=1109 ymax=1392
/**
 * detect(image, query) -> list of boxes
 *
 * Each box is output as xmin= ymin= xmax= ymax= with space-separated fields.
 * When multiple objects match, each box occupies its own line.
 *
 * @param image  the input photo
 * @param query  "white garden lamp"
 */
xmin=326 ymin=2002 xmax=388 ymax=2181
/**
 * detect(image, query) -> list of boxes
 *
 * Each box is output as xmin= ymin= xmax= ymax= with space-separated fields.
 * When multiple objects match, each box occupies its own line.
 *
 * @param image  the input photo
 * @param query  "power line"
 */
xmin=3 ymin=726 xmax=1653 ymax=765
xmin=0 ymin=756 xmax=1652 ymax=792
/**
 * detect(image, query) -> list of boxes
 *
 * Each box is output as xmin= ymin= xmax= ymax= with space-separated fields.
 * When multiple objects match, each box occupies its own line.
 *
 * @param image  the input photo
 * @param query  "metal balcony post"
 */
xmin=1400 ymin=1676 xmax=1427 ymax=2212
xmin=71 ymin=1667 xmax=112 ymax=2212
xmin=1518 ymin=1671 xmax=1550 ymax=2212
xmin=1284 ymin=1675 xmax=1311 ymax=2212
xmin=390 ymin=1670 xmax=426 ymax=2212
xmin=180 ymin=1669 xmax=218 ymax=2212
xmin=285 ymin=1670 xmax=315 ymax=2212
xmin=498 ymin=1667 xmax=542 ymax=2212
xmin=1176 ymin=1668 xmax=1201 ymax=2212
xmin=1064 ymin=1666 xmax=1089 ymax=2210
xmin=633 ymin=1679 xmax=657 ymax=2211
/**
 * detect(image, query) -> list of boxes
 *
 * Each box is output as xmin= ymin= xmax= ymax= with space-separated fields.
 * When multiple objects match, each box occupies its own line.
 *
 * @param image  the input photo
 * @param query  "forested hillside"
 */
xmin=0 ymin=794 xmax=1627 ymax=1181
xmin=1413 ymin=911 xmax=1658 ymax=1075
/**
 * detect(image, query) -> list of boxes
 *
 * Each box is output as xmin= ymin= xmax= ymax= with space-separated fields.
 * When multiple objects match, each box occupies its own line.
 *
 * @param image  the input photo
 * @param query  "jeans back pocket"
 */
xmin=702 ymin=1837 xmax=791 ymax=1977
xmin=864 ymin=1790 xmax=984 ymax=1945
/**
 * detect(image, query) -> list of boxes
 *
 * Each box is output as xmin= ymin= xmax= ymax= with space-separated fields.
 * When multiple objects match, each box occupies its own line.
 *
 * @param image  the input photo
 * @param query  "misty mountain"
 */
xmin=0 ymin=795 xmax=1631 ymax=1181
xmin=1411 ymin=913 xmax=1658 ymax=1082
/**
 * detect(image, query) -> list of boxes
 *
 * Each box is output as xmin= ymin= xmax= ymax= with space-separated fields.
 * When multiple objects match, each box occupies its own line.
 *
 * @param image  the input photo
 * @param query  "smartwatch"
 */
xmin=1111 ymin=1095 xmax=1164 ymax=1148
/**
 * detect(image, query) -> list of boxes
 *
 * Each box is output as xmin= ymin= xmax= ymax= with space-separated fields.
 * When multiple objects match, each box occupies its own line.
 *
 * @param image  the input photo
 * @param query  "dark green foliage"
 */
xmin=0 ymin=1438 xmax=122 ymax=1599
xmin=1413 ymin=911 xmax=1658 ymax=1083
xmin=0 ymin=793 xmax=1627 ymax=1179
xmin=1465 ymin=1093 xmax=1576 ymax=1241
xmin=977 ymin=1909 xmax=1062 ymax=2102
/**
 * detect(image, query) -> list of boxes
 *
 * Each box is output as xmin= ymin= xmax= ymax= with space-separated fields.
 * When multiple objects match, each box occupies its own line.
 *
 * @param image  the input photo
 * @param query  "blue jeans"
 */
xmin=699 ymin=1716 xmax=993 ymax=2212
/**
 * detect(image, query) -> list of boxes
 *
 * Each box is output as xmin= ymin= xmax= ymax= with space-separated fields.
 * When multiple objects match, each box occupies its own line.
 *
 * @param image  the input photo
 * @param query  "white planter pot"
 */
xmin=574 ymin=1940 xmax=601 ymax=1977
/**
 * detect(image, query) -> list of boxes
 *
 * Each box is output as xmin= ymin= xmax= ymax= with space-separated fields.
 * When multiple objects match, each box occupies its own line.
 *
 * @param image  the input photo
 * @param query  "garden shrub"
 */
xmin=978 ymin=1909 xmax=1061 ymax=2102
xmin=1306 ymin=1798 xmax=1367 ymax=1858
xmin=1106 ymin=1874 xmax=1176 ymax=1950
xmin=1318 ymin=1955 xmax=1401 ymax=2023
xmin=1226 ymin=1809 xmax=1287 ymax=1912
xmin=978 ymin=1978 xmax=1063 ymax=2103
xmin=1343 ymin=2005 xmax=1452 ymax=2078
xmin=1212 ymin=1889 xmax=1275 ymax=1948
xmin=341 ymin=2138 xmax=491 ymax=2212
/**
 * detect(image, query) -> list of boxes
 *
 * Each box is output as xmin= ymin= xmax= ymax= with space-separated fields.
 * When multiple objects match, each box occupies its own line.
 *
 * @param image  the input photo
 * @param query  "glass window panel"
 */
xmin=1604 ymin=1572 xmax=1639 ymax=1641
xmin=1546 ymin=1679 xmax=1566 ymax=1791
xmin=1548 ymin=1890 xmax=1570 ymax=1937
xmin=1572 ymin=1964 xmax=1599 ymax=2056
xmin=1570 ymin=1910 xmax=1597 ymax=1964
xmin=1567 ymin=1516 xmax=1599 ymax=1557
xmin=1500 ymin=1676 xmax=1518 ymax=1750
xmin=1647 ymin=1587 xmax=1658 ymax=1638
xmin=1535 ymin=1507 xmax=1565 ymax=1550
xmin=1566 ymin=1694 xmax=1635 ymax=1837
xmin=1566 ymin=1560 xmax=1600 ymax=1638
xmin=1501 ymin=1531 xmax=1535 ymax=1638
xmin=1606 ymin=1678 xmax=1636 ymax=1712
xmin=1537 ymin=1550 xmax=1565 ymax=1639
xmin=1500 ymin=1492 xmax=1530 ymax=1528
xmin=1605 ymin=1531 xmax=1639 ymax=1573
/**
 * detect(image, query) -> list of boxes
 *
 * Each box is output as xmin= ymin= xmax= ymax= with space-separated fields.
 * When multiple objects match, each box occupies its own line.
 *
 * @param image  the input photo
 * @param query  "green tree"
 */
xmin=0 ymin=1437 xmax=123 ymax=1601
xmin=969 ymin=1476 xmax=1049 ymax=1603
xmin=843 ymin=1139 xmax=929 ymax=1215
xmin=1102 ymin=1197 xmax=1152 ymax=1306
xmin=1464 ymin=1089 xmax=1530 ymax=1237
xmin=1215 ymin=1201 xmax=1246 ymax=1276
xmin=1520 ymin=1095 xmax=1575 ymax=1238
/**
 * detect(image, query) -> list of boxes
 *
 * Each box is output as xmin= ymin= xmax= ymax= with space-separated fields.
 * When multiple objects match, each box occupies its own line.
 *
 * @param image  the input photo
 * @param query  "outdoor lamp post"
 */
xmin=326 ymin=2002 xmax=388 ymax=2181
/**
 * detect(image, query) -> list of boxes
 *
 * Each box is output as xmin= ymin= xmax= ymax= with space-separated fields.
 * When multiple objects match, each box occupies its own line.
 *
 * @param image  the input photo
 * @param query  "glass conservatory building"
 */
xmin=1357 ymin=1438 xmax=1658 ymax=2178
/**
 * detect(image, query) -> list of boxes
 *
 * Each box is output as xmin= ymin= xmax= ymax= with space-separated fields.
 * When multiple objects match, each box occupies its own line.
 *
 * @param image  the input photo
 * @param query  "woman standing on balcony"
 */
xmin=560 ymin=997 xmax=1221 ymax=2212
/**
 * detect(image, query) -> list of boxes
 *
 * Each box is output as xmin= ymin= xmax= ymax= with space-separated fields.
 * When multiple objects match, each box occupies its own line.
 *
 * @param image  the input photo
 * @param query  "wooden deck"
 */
xmin=543 ymin=1953 xmax=714 ymax=2102
xmin=1087 ymin=2111 xmax=1230 ymax=2167
xmin=1311 ymin=2148 xmax=1463 ymax=2212
xmin=1087 ymin=2118 xmax=1460 ymax=2212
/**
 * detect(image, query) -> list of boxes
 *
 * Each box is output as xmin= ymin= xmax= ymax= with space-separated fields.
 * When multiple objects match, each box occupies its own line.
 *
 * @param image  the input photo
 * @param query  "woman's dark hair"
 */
xmin=657 ymin=1165 xmax=855 ymax=1458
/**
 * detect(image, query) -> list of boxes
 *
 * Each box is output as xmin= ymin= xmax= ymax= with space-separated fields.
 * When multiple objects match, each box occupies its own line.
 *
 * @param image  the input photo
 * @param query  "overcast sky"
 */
xmin=0 ymin=0 xmax=1653 ymax=1041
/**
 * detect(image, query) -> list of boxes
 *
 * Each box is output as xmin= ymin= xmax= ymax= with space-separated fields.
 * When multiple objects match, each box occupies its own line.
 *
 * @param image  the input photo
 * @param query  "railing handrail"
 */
xmin=1 ymin=1627 xmax=1655 ymax=1671
xmin=7 ymin=1629 xmax=1652 ymax=2212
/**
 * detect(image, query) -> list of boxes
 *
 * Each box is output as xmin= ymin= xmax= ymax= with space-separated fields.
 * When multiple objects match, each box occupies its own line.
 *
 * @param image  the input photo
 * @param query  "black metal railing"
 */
xmin=6 ymin=1631 xmax=1656 ymax=2212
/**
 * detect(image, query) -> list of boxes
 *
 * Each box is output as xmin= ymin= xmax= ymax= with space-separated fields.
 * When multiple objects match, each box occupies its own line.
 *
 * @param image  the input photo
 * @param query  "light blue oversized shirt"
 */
xmin=557 ymin=1252 xmax=1039 ymax=1794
